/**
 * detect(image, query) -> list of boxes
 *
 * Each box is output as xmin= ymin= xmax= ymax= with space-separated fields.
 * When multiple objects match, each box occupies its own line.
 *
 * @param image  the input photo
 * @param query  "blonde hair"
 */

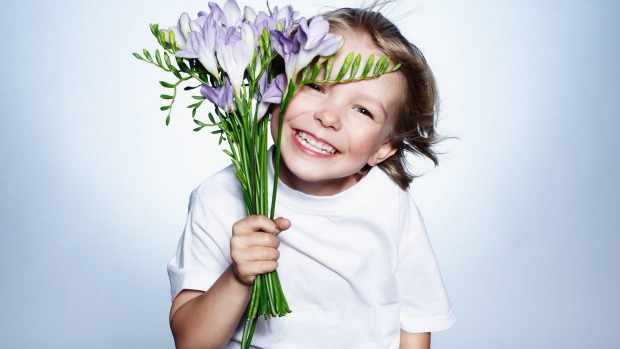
xmin=321 ymin=5 xmax=442 ymax=190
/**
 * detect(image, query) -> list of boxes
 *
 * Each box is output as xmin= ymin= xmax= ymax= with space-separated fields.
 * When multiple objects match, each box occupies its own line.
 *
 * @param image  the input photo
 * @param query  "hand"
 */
xmin=230 ymin=215 xmax=291 ymax=286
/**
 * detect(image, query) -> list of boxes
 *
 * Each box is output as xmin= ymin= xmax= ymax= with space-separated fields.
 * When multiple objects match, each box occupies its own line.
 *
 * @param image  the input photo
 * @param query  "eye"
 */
xmin=354 ymin=106 xmax=373 ymax=118
xmin=306 ymin=83 xmax=323 ymax=93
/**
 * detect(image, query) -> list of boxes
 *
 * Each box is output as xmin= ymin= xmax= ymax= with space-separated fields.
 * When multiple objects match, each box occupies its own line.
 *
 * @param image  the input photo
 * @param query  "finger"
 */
xmin=232 ymin=215 xmax=277 ymax=236
xmin=273 ymin=217 xmax=291 ymax=235
xmin=245 ymin=231 xmax=280 ymax=248
xmin=245 ymin=246 xmax=280 ymax=262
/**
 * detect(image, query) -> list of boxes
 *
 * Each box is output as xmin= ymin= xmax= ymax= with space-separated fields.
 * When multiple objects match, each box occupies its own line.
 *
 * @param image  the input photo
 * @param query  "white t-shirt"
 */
xmin=168 ymin=151 xmax=455 ymax=348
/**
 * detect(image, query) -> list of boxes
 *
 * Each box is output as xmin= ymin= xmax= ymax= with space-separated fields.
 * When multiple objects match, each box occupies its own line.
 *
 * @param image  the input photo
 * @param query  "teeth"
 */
xmin=296 ymin=131 xmax=336 ymax=154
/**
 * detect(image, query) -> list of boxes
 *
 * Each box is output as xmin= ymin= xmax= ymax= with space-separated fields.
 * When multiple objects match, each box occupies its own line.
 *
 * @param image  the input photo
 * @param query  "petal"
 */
xmin=175 ymin=32 xmax=201 ymax=58
xmin=313 ymin=34 xmax=343 ymax=57
xmin=169 ymin=26 xmax=186 ymax=49
xmin=262 ymin=74 xmax=285 ymax=103
xmin=200 ymin=84 xmax=219 ymax=105
xmin=243 ymin=6 xmax=257 ymax=23
xmin=304 ymin=16 xmax=329 ymax=50
xmin=208 ymin=2 xmax=226 ymax=25
xmin=178 ymin=12 xmax=192 ymax=40
xmin=223 ymin=0 xmax=241 ymax=28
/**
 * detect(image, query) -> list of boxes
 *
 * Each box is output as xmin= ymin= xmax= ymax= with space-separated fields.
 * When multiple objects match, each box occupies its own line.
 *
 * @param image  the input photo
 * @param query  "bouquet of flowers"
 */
xmin=134 ymin=0 xmax=399 ymax=346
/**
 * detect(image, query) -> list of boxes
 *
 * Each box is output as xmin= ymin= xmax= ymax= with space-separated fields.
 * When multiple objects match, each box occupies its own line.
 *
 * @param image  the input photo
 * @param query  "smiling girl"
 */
xmin=167 ymin=5 xmax=455 ymax=349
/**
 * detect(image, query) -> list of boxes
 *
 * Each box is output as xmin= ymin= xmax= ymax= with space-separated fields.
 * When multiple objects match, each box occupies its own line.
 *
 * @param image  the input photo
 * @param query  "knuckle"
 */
xmin=259 ymin=261 xmax=277 ymax=274
xmin=256 ymin=215 xmax=271 ymax=227
xmin=261 ymin=234 xmax=275 ymax=246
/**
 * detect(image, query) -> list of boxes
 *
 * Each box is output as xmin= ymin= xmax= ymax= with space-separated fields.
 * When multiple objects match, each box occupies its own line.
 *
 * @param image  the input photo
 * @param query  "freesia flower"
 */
xmin=209 ymin=0 xmax=242 ymax=29
xmin=256 ymin=74 xmax=286 ymax=120
xmin=164 ymin=12 xmax=208 ymax=49
xmin=175 ymin=20 xmax=225 ymax=78
xmin=293 ymin=16 xmax=343 ymax=78
xmin=201 ymin=78 xmax=234 ymax=113
xmin=243 ymin=6 xmax=257 ymax=23
xmin=270 ymin=30 xmax=300 ymax=79
xmin=270 ymin=5 xmax=298 ymax=34
xmin=254 ymin=11 xmax=276 ymax=33
xmin=217 ymin=39 xmax=253 ymax=95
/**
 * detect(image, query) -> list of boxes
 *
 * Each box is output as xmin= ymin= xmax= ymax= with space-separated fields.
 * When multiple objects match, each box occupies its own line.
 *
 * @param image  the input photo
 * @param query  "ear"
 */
xmin=367 ymin=140 xmax=397 ymax=166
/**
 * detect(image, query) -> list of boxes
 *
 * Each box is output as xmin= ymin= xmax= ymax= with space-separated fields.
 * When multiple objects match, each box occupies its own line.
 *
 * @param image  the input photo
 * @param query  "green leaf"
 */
xmin=158 ymin=31 xmax=167 ymax=47
xmin=310 ymin=60 xmax=323 ymax=81
xmin=208 ymin=113 xmax=216 ymax=124
xmin=361 ymin=54 xmax=374 ymax=78
xmin=160 ymin=94 xmax=173 ymax=100
xmin=381 ymin=56 xmax=391 ymax=74
xmin=159 ymin=81 xmax=175 ymax=88
xmin=143 ymin=49 xmax=153 ymax=63
xmin=165 ymin=114 xmax=170 ymax=125
xmin=172 ymin=69 xmax=182 ymax=79
xmin=373 ymin=56 xmax=386 ymax=76
xmin=132 ymin=52 xmax=145 ymax=61
xmin=192 ymin=95 xmax=205 ymax=100
xmin=349 ymin=54 xmax=361 ymax=79
xmin=222 ymin=149 xmax=234 ymax=158
xmin=149 ymin=23 xmax=158 ymax=37
xmin=184 ymin=85 xmax=200 ymax=91
xmin=155 ymin=50 xmax=163 ymax=67
xmin=391 ymin=63 xmax=401 ymax=73
xmin=193 ymin=119 xmax=208 ymax=127
xmin=177 ymin=58 xmax=191 ymax=73
xmin=169 ymin=30 xmax=178 ymax=51
xmin=335 ymin=52 xmax=355 ymax=81
xmin=160 ymin=105 xmax=171 ymax=111
xmin=301 ymin=64 xmax=311 ymax=81
xmin=193 ymin=126 xmax=203 ymax=132
xmin=164 ymin=52 xmax=175 ymax=71
xmin=323 ymin=56 xmax=335 ymax=80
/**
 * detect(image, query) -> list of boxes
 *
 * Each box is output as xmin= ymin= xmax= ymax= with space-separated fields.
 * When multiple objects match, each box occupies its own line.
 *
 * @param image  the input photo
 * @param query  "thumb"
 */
xmin=273 ymin=217 xmax=291 ymax=235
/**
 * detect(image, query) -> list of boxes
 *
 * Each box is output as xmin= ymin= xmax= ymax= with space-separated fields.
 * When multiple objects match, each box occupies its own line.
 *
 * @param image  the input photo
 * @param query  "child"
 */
xmin=167 ymin=5 xmax=455 ymax=349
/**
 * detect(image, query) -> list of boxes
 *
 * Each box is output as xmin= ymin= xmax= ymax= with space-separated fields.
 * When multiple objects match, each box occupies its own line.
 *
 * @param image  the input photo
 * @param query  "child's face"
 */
xmin=271 ymin=30 xmax=402 ymax=196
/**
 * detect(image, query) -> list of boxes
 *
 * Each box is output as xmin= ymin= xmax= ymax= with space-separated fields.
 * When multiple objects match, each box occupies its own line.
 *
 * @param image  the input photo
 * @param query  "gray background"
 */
xmin=1 ymin=0 xmax=618 ymax=348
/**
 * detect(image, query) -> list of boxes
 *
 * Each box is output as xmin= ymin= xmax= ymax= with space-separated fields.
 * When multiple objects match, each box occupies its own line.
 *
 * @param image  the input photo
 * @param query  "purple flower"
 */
xmin=254 ymin=11 xmax=276 ymax=33
xmin=261 ymin=74 xmax=286 ymax=104
xmin=201 ymin=78 xmax=234 ymax=113
xmin=256 ymin=74 xmax=286 ymax=120
xmin=175 ymin=20 xmax=225 ymax=78
xmin=243 ymin=6 xmax=257 ymax=23
xmin=208 ymin=0 xmax=241 ymax=29
xmin=270 ymin=30 xmax=300 ymax=79
xmin=270 ymin=16 xmax=342 ymax=80
xmin=293 ymin=16 xmax=343 ymax=77
xmin=270 ymin=5 xmax=298 ymax=34
xmin=168 ymin=12 xmax=208 ymax=49
xmin=217 ymin=39 xmax=253 ymax=95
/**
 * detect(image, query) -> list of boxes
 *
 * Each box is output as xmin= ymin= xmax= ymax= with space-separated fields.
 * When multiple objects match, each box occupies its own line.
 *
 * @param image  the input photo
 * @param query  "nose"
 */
xmin=314 ymin=104 xmax=342 ymax=131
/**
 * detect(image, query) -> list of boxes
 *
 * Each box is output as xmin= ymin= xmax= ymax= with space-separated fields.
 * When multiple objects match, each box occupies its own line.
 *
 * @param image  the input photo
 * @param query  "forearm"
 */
xmin=170 ymin=266 xmax=251 ymax=349
xmin=400 ymin=330 xmax=430 ymax=349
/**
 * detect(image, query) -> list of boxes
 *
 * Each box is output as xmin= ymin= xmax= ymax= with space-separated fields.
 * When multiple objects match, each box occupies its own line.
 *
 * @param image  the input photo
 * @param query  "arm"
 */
xmin=169 ymin=215 xmax=291 ymax=349
xmin=400 ymin=331 xmax=430 ymax=349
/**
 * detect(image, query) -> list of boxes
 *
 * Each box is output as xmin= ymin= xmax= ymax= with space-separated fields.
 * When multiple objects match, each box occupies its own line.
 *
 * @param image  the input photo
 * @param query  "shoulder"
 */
xmin=191 ymin=164 xmax=242 ymax=207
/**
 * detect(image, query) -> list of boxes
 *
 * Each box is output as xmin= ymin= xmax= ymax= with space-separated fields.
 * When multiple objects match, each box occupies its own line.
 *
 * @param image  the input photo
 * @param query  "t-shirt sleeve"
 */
xmin=397 ymin=191 xmax=456 ymax=333
xmin=166 ymin=188 xmax=234 ymax=301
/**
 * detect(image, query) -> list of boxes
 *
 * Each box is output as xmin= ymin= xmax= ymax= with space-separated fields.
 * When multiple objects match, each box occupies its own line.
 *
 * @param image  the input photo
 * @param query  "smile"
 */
xmin=294 ymin=130 xmax=337 ymax=155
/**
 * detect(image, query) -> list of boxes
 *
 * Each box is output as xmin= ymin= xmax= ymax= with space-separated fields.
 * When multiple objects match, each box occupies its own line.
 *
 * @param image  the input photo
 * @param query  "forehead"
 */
xmin=329 ymin=30 xmax=404 ymax=118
